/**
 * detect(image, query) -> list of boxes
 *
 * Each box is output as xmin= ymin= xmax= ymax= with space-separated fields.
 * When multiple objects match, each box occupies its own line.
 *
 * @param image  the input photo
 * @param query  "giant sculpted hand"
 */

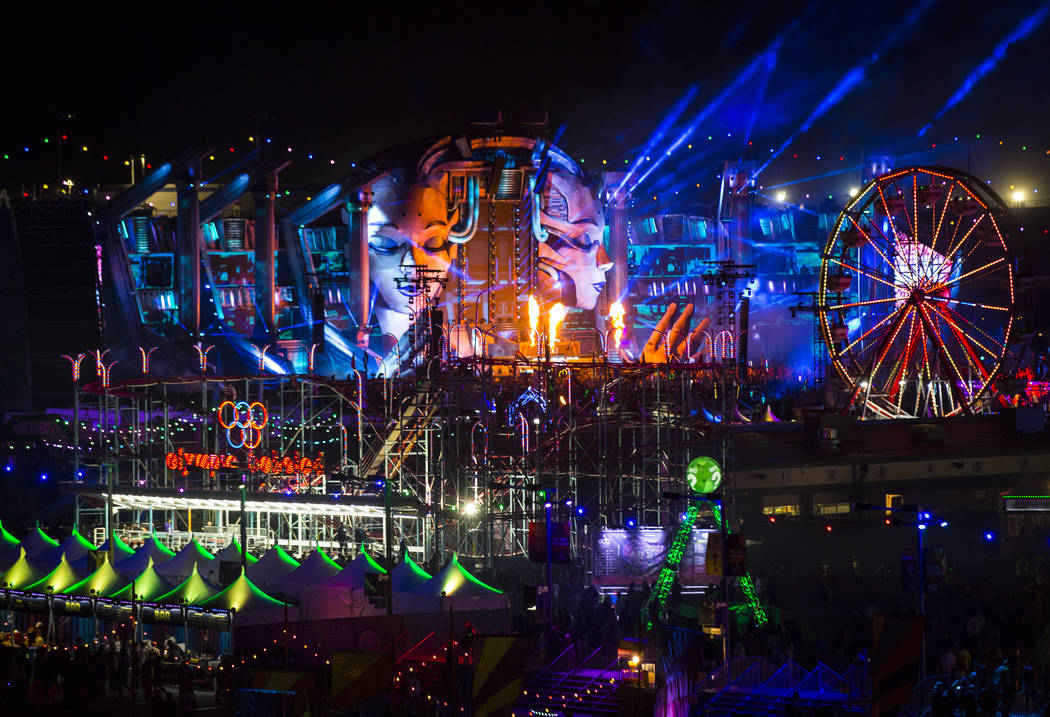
xmin=640 ymin=302 xmax=710 ymax=363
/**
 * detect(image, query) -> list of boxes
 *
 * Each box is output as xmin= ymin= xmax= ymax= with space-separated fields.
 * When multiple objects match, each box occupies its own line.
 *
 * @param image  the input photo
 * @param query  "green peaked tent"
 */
xmin=272 ymin=548 xmax=341 ymax=592
xmin=24 ymin=553 xmax=82 ymax=593
xmin=246 ymin=543 xmax=299 ymax=586
xmin=390 ymin=554 xmax=432 ymax=592
xmin=0 ymin=518 xmax=19 ymax=549
xmin=415 ymin=553 xmax=503 ymax=596
xmin=41 ymin=528 xmax=97 ymax=569
xmin=214 ymin=539 xmax=258 ymax=565
xmin=66 ymin=555 xmax=130 ymax=597
xmin=0 ymin=548 xmax=44 ymax=589
xmin=201 ymin=567 xmax=286 ymax=612
xmin=21 ymin=526 xmax=60 ymax=559
xmin=154 ymin=564 xmax=218 ymax=605
xmin=116 ymin=535 xmax=176 ymax=575
xmin=354 ymin=547 xmax=387 ymax=575
xmin=96 ymin=533 xmax=136 ymax=560
xmin=156 ymin=539 xmax=215 ymax=582
xmin=110 ymin=557 xmax=172 ymax=601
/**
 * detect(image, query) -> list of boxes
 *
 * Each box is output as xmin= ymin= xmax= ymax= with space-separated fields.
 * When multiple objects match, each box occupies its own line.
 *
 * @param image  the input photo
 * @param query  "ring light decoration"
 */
xmin=218 ymin=401 xmax=268 ymax=450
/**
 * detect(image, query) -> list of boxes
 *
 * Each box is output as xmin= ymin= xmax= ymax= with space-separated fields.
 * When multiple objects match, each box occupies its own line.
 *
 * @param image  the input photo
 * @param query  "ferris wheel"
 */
xmin=818 ymin=167 xmax=1017 ymax=418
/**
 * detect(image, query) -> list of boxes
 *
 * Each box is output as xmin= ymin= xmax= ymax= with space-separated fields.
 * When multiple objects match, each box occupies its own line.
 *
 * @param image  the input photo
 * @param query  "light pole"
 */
xmin=854 ymin=502 xmax=949 ymax=681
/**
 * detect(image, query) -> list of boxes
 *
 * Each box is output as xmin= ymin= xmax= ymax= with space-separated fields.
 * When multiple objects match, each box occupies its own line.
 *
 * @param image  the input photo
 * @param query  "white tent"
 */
xmin=155 ymin=539 xmax=216 ymax=583
xmin=286 ymin=549 xmax=388 ymax=621
xmin=397 ymin=554 xmax=507 ymax=613
xmin=246 ymin=544 xmax=300 ymax=588
xmin=390 ymin=554 xmax=431 ymax=593
xmin=269 ymin=549 xmax=342 ymax=597
xmin=115 ymin=536 xmax=175 ymax=576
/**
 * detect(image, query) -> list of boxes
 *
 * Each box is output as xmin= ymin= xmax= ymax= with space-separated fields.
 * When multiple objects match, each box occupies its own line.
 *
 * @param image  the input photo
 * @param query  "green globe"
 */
xmin=686 ymin=456 xmax=722 ymax=494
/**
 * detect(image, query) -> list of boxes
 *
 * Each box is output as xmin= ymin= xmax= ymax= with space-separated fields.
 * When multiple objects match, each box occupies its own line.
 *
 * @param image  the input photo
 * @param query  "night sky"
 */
xmin=2 ymin=0 xmax=1048 ymax=208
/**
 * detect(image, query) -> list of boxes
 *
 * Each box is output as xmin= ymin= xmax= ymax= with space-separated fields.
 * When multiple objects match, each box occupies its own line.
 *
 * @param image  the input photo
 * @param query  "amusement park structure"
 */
xmin=10 ymin=121 xmax=1038 ymax=581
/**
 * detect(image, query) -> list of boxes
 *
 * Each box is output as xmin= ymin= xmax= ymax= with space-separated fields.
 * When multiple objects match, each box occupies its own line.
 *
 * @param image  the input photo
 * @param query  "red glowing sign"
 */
xmin=166 ymin=448 xmax=237 ymax=477
xmin=165 ymin=448 xmax=324 ymax=477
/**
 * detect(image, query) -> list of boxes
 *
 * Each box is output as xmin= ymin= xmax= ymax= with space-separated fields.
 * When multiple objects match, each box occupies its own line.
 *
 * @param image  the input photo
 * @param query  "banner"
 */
xmin=872 ymin=614 xmax=923 ymax=716
xmin=527 ymin=522 xmax=572 ymax=564
xmin=250 ymin=670 xmax=315 ymax=717
xmin=330 ymin=651 xmax=392 ymax=710
xmin=472 ymin=636 xmax=530 ymax=717
xmin=595 ymin=527 xmax=716 ymax=587
xmin=705 ymin=533 xmax=723 ymax=577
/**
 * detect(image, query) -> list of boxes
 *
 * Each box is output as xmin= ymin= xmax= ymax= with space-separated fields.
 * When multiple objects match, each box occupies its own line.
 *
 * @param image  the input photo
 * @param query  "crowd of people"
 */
xmin=0 ymin=631 xmax=240 ymax=716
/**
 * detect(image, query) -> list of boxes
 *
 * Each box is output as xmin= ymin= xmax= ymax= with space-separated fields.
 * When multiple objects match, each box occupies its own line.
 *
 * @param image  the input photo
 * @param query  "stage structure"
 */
xmin=60 ymin=121 xmax=1028 ymax=570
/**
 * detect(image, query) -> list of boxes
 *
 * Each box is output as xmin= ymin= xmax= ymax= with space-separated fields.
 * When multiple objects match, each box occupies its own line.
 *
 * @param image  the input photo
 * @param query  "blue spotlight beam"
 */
xmin=753 ymin=0 xmax=936 ymax=181
xmin=919 ymin=4 xmax=1050 ymax=136
xmin=613 ymin=86 xmax=700 ymax=202
xmin=628 ymin=49 xmax=779 ymax=194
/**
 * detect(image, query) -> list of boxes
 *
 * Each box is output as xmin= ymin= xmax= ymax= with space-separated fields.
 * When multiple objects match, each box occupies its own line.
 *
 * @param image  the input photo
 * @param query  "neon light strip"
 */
xmin=828 ymin=258 xmax=899 ymax=291
xmin=929 ymin=257 xmax=1005 ymax=293
xmin=645 ymin=503 xmax=699 ymax=631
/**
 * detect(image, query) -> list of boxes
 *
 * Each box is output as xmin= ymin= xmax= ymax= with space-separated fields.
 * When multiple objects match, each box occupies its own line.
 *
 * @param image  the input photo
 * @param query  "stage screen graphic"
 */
xmin=593 ymin=526 xmax=717 ymax=588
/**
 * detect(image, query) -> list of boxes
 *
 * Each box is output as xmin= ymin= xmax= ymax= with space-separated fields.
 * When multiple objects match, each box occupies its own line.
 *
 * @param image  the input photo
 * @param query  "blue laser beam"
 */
xmin=613 ymin=86 xmax=700 ymax=202
xmin=919 ymin=3 xmax=1049 ymax=136
xmin=754 ymin=0 xmax=935 ymax=181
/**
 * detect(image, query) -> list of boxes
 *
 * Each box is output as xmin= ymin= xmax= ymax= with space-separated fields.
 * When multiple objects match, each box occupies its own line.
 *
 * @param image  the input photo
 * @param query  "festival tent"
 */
xmin=154 ymin=564 xmax=219 ymax=605
xmin=733 ymin=407 xmax=752 ymax=423
xmin=246 ymin=544 xmax=299 ymax=588
xmin=39 ymin=528 xmax=97 ymax=570
xmin=0 ymin=519 xmax=21 ymax=570
xmin=702 ymin=408 xmax=722 ymax=423
xmin=269 ymin=548 xmax=341 ymax=595
xmin=200 ymin=568 xmax=291 ymax=624
xmin=390 ymin=554 xmax=431 ymax=593
xmin=325 ymin=548 xmax=388 ymax=589
xmin=0 ymin=548 xmax=45 ymax=589
xmin=116 ymin=536 xmax=176 ymax=576
xmin=24 ymin=553 xmax=83 ymax=593
xmin=214 ymin=539 xmax=259 ymax=566
xmin=397 ymin=554 xmax=507 ymax=613
xmin=155 ymin=539 xmax=216 ymax=583
xmin=66 ymin=556 xmax=130 ymax=597
xmin=287 ymin=549 xmax=388 ymax=620
xmin=20 ymin=526 xmax=60 ymax=560
xmin=96 ymin=533 xmax=136 ymax=561
xmin=761 ymin=406 xmax=781 ymax=423
xmin=110 ymin=558 xmax=173 ymax=601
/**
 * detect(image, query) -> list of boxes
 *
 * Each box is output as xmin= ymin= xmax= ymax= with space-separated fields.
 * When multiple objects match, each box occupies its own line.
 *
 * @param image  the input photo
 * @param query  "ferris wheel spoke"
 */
xmin=926 ymin=299 xmax=1005 ymax=356
xmin=931 ymin=181 xmax=957 ymax=255
xmin=849 ymin=215 xmax=900 ymax=276
xmin=917 ymin=304 xmax=972 ymax=411
xmin=841 ymin=303 xmax=908 ymax=355
xmin=944 ymin=214 xmax=985 ymax=260
xmin=929 ymin=257 xmax=1006 ymax=294
xmin=892 ymin=182 xmax=918 ymax=244
xmin=925 ymin=295 xmax=1011 ymax=313
xmin=828 ymin=258 xmax=900 ymax=291
xmin=827 ymin=296 xmax=902 ymax=311
xmin=866 ymin=304 xmax=915 ymax=387
xmin=884 ymin=309 xmax=919 ymax=397
xmin=873 ymin=186 xmax=924 ymax=281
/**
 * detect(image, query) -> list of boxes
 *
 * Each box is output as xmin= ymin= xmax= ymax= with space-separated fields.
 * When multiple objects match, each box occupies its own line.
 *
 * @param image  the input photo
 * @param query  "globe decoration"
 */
xmin=686 ymin=456 xmax=722 ymax=494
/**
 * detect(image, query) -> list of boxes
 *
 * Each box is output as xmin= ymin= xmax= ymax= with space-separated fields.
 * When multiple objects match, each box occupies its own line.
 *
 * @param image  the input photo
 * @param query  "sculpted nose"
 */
xmin=596 ymin=244 xmax=613 ymax=272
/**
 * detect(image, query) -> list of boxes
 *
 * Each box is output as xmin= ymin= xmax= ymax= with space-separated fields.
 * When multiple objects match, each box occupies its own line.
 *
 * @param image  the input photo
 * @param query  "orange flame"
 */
xmin=549 ymin=302 xmax=567 ymax=351
xmin=528 ymin=295 xmax=540 ymax=346
xmin=609 ymin=301 xmax=626 ymax=348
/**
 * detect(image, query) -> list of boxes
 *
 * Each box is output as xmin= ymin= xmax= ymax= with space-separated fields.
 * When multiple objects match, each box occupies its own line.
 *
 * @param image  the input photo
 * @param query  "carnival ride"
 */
xmin=819 ymin=167 xmax=1019 ymax=418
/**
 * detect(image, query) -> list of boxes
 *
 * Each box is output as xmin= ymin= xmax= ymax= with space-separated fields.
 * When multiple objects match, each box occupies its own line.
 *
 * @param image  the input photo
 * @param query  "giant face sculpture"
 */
xmin=367 ymin=172 xmax=457 ymax=318
xmin=537 ymin=170 xmax=613 ymax=310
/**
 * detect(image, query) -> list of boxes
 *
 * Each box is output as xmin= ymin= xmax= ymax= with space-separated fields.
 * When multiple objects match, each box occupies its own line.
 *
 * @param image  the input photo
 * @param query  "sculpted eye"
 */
xmin=423 ymin=236 xmax=449 ymax=252
xmin=369 ymin=235 xmax=400 ymax=254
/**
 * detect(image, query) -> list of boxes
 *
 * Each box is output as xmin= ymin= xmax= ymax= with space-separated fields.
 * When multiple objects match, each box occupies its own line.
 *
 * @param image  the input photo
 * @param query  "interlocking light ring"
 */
xmin=218 ymin=401 xmax=268 ymax=450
